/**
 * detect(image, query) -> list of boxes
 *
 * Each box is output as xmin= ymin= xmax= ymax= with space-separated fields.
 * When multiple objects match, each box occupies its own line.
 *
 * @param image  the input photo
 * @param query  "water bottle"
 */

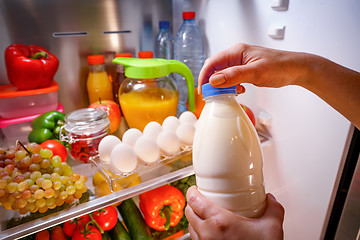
xmin=174 ymin=11 xmax=205 ymax=115
xmin=193 ymin=83 xmax=266 ymax=218
xmin=154 ymin=21 xmax=174 ymax=59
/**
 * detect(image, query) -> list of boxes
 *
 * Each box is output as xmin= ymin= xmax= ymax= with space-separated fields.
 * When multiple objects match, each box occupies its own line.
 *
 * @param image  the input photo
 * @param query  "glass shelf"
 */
xmin=0 ymin=153 xmax=194 ymax=240
xmin=0 ymin=129 xmax=270 ymax=240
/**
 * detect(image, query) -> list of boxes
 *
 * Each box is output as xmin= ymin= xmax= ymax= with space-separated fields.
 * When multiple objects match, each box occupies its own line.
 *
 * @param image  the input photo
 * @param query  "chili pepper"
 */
xmin=28 ymin=111 xmax=65 ymax=144
xmin=139 ymin=184 xmax=186 ymax=231
xmin=5 ymin=43 xmax=59 ymax=90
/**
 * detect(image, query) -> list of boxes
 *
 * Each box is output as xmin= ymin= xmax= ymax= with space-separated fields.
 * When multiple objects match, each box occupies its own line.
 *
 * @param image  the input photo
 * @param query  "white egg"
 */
xmin=157 ymin=130 xmax=180 ymax=155
xmin=134 ymin=135 xmax=160 ymax=164
xmin=179 ymin=111 xmax=197 ymax=125
xmin=122 ymin=128 xmax=142 ymax=147
xmin=162 ymin=116 xmax=180 ymax=132
xmin=110 ymin=143 xmax=137 ymax=173
xmin=176 ymin=122 xmax=196 ymax=146
xmin=98 ymin=135 xmax=121 ymax=164
xmin=143 ymin=121 xmax=163 ymax=141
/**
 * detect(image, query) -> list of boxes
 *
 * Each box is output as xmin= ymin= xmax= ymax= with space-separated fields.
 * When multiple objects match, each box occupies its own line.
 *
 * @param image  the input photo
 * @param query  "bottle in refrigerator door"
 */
xmin=154 ymin=21 xmax=174 ymax=59
xmin=113 ymin=53 xmax=132 ymax=105
xmin=192 ymin=83 xmax=266 ymax=218
xmin=86 ymin=55 xmax=114 ymax=104
xmin=174 ymin=11 xmax=205 ymax=115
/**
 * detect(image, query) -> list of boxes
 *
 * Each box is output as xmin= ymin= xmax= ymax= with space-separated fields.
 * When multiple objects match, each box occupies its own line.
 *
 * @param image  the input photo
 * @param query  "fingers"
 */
xmin=186 ymin=186 xmax=222 ymax=220
xmin=262 ymin=193 xmax=285 ymax=222
xmin=198 ymin=43 xmax=249 ymax=94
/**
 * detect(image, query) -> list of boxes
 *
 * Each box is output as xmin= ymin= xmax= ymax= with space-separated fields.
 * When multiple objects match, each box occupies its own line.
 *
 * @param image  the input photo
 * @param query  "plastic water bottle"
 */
xmin=154 ymin=21 xmax=174 ymax=59
xmin=174 ymin=11 xmax=205 ymax=115
xmin=193 ymin=83 xmax=266 ymax=218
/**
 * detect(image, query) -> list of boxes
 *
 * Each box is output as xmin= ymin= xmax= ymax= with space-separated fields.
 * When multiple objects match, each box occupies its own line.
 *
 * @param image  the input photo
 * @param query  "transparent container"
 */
xmin=174 ymin=11 xmax=205 ymax=114
xmin=119 ymin=75 xmax=178 ymax=132
xmin=60 ymin=108 xmax=110 ymax=162
xmin=86 ymin=55 xmax=113 ymax=104
xmin=155 ymin=21 xmax=174 ymax=59
xmin=0 ymin=81 xmax=59 ymax=119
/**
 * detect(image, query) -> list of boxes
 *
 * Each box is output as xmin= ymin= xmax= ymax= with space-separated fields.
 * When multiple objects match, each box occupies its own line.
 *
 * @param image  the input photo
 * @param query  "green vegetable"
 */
xmin=28 ymin=111 xmax=65 ymax=144
xmin=117 ymin=198 xmax=153 ymax=240
xmin=108 ymin=220 xmax=131 ymax=240
xmin=102 ymin=231 xmax=111 ymax=240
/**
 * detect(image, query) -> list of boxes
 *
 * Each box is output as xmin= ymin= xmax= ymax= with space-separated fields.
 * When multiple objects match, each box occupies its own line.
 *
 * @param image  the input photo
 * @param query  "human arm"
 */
xmin=198 ymin=43 xmax=360 ymax=129
xmin=185 ymin=186 xmax=285 ymax=240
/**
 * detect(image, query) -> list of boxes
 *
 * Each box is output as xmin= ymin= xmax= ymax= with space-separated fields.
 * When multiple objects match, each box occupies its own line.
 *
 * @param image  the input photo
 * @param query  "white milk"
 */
xmin=193 ymin=84 xmax=266 ymax=218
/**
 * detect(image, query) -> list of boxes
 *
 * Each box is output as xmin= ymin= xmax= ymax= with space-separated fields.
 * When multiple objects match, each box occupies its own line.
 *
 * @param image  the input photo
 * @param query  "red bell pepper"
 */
xmin=5 ymin=43 xmax=59 ymax=90
xmin=139 ymin=184 xmax=186 ymax=231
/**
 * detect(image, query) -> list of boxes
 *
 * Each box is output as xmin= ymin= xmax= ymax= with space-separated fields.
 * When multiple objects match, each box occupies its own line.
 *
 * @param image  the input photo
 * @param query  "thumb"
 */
xmin=261 ymin=193 xmax=285 ymax=222
xmin=209 ymin=64 xmax=258 ymax=89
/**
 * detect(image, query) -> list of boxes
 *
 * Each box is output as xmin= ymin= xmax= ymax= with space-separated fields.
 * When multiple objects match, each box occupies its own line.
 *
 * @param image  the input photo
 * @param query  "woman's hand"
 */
xmin=198 ymin=43 xmax=310 ymax=94
xmin=198 ymin=43 xmax=360 ymax=128
xmin=185 ymin=186 xmax=285 ymax=240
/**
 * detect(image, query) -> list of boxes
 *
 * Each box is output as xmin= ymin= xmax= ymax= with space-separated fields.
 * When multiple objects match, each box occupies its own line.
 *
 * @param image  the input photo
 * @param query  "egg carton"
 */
xmin=89 ymin=146 xmax=192 ymax=191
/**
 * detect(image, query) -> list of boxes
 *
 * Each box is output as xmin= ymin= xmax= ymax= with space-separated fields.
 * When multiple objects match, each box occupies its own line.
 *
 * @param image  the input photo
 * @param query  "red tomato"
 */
xmin=72 ymin=223 xmax=102 ymax=240
xmin=241 ymin=104 xmax=256 ymax=126
xmin=40 ymin=140 xmax=68 ymax=162
xmin=63 ymin=215 xmax=91 ymax=237
xmin=92 ymin=206 xmax=118 ymax=231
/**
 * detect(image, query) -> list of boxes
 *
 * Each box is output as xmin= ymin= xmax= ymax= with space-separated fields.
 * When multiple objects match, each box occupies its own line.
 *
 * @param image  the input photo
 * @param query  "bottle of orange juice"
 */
xmin=87 ymin=55 xmax=113 ymax=104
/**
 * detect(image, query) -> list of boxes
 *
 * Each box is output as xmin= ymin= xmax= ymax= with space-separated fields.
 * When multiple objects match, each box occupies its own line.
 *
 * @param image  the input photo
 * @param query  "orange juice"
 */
xmin=87 ymin=55 xmax=113 ymax=104
xmin=87 ymin=71 xmax=113 ymax=104
xmin=119 ymin=88 xmax=178 ymax=131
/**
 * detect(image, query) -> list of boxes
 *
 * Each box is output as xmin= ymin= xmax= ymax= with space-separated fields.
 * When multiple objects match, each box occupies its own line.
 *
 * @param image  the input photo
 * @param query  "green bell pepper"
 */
xmin=28 ymin=111 xmax=66 ymax=144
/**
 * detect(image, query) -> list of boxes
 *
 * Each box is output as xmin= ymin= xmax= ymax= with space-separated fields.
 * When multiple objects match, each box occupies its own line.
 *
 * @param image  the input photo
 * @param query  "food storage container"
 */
xmin=60 ymin=108 xmax=110 ymax=163
xmin=0 ymin=103 xmax=64 ymax=147
xmin=0 ymin=80 xmax=59 ymax=119
xmin=114 ymin=58 xmax=195 ymax=132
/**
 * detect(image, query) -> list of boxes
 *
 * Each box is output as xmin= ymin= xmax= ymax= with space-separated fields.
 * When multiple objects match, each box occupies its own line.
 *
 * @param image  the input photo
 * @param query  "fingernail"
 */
xmin=210 ymin=73 xmax=225 ymax=86
xmin=268 ymin=193 xmax=277 ymax=201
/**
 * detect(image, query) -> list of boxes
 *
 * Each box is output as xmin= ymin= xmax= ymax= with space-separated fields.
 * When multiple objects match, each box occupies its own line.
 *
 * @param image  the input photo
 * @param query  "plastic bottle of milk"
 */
xmin=193 ymin=83 xmax=266 ymax=218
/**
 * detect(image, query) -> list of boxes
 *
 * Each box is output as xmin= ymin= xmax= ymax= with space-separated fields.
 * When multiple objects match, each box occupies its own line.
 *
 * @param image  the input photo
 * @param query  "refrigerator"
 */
xmin=0 ymin=0 xmax=359 ymax=239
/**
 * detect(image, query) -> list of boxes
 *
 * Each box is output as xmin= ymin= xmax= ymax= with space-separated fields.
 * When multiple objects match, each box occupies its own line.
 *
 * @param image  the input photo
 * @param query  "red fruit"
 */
xmin=241 ymin=104 xmax=256 ymax=126
xmin=89 ymin=100 xmax=121 ymax=133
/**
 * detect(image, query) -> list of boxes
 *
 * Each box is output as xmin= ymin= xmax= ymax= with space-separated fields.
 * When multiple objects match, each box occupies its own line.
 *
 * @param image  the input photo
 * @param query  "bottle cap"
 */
xmin=138 ymin=51 xmax=153 ymax=58
xmin=159 ymin=21 xmax=170 ymax=29
xmin=183 ymin=11 xmax=195 ymax=19
xmin=115 ymin=53 xmax=132 ymax=58
xmin=87 ymin=55 xmax=105 ymax=65
xmin=202 ymin=83 xmax=236 ymax=98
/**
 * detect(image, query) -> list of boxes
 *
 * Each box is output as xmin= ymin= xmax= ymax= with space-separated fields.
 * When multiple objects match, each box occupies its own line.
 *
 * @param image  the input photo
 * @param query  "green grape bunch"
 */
xmin=0 ymin=142 xmax=88 ymax=215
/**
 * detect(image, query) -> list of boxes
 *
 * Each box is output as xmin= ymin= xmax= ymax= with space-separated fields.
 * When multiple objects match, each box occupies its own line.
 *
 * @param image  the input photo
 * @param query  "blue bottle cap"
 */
xmin=202 ymin=83 xmax=236 ymax=98
xmin=159 ymin=21 xmax=170 ymax=29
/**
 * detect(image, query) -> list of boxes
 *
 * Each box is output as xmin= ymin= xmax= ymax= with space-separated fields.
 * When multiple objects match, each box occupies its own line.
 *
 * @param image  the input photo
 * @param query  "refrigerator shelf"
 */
xmin=0 ymin=158 xmax=194 ymax=240
xmin=0 ymin=131 xmax=269 ymax=240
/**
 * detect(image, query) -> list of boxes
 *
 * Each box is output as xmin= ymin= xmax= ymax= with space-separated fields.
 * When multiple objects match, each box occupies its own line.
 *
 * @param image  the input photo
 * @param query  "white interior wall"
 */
xmin=173 ymin=0 xmax=360 ymax=239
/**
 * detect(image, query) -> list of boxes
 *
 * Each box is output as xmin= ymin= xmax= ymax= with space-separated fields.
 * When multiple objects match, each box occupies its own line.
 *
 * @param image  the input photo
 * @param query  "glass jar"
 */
xmin=60 ymin=108 xmax=110 ymax=163
xmin=119 ymin=75 xmax=178 ymax=132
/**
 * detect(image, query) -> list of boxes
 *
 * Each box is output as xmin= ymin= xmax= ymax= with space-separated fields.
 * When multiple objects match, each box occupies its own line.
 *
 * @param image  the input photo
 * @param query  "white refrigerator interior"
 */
xmin=173 ymin=0 xmax=360 ymax=239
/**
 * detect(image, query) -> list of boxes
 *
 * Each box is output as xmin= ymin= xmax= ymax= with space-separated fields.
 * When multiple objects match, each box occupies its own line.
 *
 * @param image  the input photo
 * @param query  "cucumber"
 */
xmin=117 ymin=198 xmax=153 ymax=240
xmin=108 ymin=220 xmax=131 ymax=240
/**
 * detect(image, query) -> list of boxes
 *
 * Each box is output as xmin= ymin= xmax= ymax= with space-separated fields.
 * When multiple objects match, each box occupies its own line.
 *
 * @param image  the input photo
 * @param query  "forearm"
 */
xmin=299 ymin=54 xmax=360 ymax=129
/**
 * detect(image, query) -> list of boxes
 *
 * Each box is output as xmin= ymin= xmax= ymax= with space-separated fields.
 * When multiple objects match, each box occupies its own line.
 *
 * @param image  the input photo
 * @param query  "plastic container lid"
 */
xmin=115 ymin=53 xmax=132 ymax=58
xmin=87 ymin=55 xmax=105 ymax=65
xmin=159 ymin=21 xmax=170 ymax=29
xmin=0 ymin=103 xmax=64 ymax=128
xmin=0 ymin=81 xmax=59 ymax=99
xmin=138 ymin=51 xmax=154 ymax=59
xmin=183 ymin=11 xmax=195 ymax=19
xmin=202 ymin=83 xmax=236 ymax=98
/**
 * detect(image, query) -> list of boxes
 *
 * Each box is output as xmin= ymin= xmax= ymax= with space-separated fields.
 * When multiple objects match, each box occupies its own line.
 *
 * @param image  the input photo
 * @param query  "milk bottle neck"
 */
xmin=204 ymin=93 xmax=237 ymax=103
